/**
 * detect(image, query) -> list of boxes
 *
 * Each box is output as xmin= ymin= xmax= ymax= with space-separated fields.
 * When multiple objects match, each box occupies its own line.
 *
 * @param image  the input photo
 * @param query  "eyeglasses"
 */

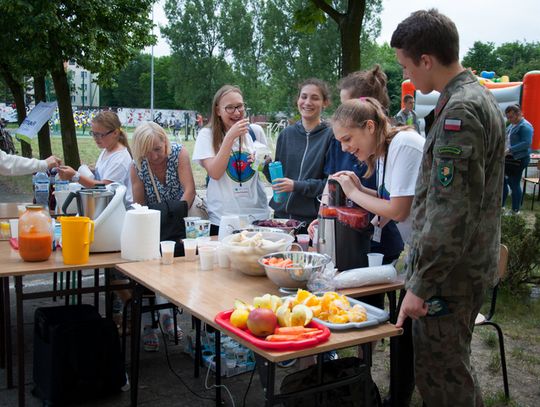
xmin=223 ymin=103 xmax=245 ymax=114
xmin=90 ymin=129 xmax=114 ymax=139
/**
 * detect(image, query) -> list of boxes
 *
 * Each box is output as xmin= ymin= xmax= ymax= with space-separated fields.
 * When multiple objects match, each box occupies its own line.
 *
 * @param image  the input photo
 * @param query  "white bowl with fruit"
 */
xmin=221 ymin=231 xmax=295 ymax=276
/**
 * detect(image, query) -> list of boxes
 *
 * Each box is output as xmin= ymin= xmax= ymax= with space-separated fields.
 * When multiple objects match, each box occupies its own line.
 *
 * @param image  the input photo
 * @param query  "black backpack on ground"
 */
xmin=32 ymin=304 xmax=126 ymax=406
xmin=279 ymin=357 xmax=382 ymax=407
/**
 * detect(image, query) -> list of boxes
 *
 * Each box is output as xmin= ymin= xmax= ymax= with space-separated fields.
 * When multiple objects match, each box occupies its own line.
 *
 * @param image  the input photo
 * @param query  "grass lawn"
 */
xmin=0 ymin=127 xmax=277 ymax=195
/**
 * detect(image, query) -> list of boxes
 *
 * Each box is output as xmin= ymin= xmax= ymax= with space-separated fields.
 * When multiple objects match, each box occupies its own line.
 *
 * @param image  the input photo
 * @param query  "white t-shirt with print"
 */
xmin=376 ymin=130 xmax=424 ymax=243
xmin=192 ymin=124 xmax=270 ymax=225
xmin=94 ymin=147 xmax=133 ymax=203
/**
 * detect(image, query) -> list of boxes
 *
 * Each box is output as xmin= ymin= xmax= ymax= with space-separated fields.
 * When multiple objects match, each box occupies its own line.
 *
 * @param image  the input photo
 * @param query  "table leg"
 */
xmin=94 ymin=269 xmax=100 ymax=310
xmin=130 ymin=283 xmax=143 ymax=407
xmin=0 ymin=277 xmax=5 ymax=368
xmin=15 ymin=276 xmax=24 ymax=407
xmin=52 ymin=272 xmax=58 ymax=302
xmin=214 ymin=329 xmax=221 ymax=407
xmin=194 ymin=317 xmax=202 ymax=378
xmin=77 ymin=270 xmax=82 ymax=305
xmin=64 ymin=271 xmax=70 ymax=306
xmin=387 ymin=290 xmax=398 ymax=407
xmin=2 ymin=276 xmax=14 ymax=388
xmin=105 ymin=269 xmax=112 ymax=319
xmin=264 ymin=360 xmax=276 ymax=407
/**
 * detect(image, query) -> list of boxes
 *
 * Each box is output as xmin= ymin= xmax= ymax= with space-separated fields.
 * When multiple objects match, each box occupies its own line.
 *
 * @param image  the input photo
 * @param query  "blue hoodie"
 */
xmin=268 ymin=121 xmax=334 ymax=224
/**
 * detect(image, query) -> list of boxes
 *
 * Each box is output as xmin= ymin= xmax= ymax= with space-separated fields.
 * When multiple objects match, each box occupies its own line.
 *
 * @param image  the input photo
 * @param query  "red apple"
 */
xmin=246 ymin=308 xmax=277 ymax=337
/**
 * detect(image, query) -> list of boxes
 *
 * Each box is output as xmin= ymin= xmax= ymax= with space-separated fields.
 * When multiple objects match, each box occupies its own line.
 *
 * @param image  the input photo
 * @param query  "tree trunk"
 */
xmin=0 ymin=65 xmax=33 ymax=157
xmin=33 ymin=75 xmax=53 ymax=159
xmin=339 ymin=2 xmax=365 ymax=77
xmin=51 ymin=61 xmax=80 ymax=168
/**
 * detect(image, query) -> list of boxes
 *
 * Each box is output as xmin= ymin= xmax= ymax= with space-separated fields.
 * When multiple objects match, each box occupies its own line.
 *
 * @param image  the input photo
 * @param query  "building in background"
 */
xmin=66 ymin=60 xmax=100 ymax=109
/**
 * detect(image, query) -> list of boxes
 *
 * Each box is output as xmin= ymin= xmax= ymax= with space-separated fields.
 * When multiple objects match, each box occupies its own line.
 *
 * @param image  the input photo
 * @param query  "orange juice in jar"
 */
xmin=18 ymin=205 xmax=53 ymax=262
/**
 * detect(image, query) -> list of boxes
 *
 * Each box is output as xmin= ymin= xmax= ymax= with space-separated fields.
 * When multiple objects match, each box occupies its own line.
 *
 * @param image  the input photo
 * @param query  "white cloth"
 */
xmin=376 ymin=130 xmax=424 ymax=243
xmin=94 ymin=147 xmax=133 ymax=203
xmin=0 ymin=150 xmax=48 ymax=176
xmin=192 ymin=124 xmax=270 ymax=225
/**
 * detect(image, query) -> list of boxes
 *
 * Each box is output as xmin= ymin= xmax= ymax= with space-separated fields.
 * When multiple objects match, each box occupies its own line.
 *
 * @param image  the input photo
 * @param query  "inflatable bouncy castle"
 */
xmin=401 ymin=70 xmax=540 ymax=149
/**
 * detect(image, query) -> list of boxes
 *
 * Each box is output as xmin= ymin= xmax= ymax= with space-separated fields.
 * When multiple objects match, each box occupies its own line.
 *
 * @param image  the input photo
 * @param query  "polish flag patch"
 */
xmin=444 ymin=119 xmax=462 ymax=131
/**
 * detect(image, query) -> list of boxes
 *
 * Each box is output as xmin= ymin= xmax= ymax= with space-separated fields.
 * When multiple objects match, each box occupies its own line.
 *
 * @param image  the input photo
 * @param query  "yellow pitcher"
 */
xmin=59 ymin=216 xmax=94 ymax=265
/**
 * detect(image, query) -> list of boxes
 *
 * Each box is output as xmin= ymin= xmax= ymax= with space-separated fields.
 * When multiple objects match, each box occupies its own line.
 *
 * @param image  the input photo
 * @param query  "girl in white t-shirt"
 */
xmin=57 ymin=111 xmax=133 ymax=202
xmin=331 ymin=97 xmax=424 ymax=244
xmin=192 ymin=85 xmax=270 ymax=233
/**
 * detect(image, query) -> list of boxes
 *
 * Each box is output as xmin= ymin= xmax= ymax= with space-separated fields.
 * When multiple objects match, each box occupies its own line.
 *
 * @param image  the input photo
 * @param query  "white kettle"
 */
xmin=90 ymin=184 xmax=127 ymax=253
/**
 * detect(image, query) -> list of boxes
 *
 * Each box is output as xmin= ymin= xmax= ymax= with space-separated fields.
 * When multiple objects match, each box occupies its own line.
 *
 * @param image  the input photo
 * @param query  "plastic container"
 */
xmin=18 ymin=205 xmax=53 ymax=262
xmin=268 ymin=161 xmax=287 ymax=203
xmin=33 ymin=172 xmax=50 ymax=208
xmin=0 ymin=221 xmax=10 ymax=239
xmin=58 ymin=216 xmax=94 ymax=265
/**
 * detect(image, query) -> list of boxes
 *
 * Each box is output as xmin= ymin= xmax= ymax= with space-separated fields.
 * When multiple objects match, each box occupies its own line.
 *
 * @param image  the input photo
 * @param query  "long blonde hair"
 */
xmin=332 ymin=97 xmax=410 ymax=177
xmin=92 ymin=111 xmax=132 ymax=157
xmin=131 ymin=121 xmax=172 ymax=170
xmin=208 ymin=85 xmax=243 ymax=154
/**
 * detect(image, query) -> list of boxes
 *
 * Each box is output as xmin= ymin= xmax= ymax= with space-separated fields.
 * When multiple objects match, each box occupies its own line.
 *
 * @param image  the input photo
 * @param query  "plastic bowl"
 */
xmin=221 ymin=231 xmax=295 ymax=276
xmin=258 ymin=251 xmax=332 ymax=289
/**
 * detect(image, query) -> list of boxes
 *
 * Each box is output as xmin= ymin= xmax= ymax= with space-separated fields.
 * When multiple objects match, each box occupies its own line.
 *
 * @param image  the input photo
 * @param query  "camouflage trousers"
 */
xmin=412 ymin=293 xmax=485 ymax=407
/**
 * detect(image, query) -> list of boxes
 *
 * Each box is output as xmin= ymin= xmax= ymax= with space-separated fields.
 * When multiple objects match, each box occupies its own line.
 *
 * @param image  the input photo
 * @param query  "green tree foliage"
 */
xmin=293 ymin=0 xmax=382 ymax=76
xmin=501 ymin=214 xmax=540 ymax=290
xmin=162 ymin=0 xmax=234 ymax=115
xmin=0 ymin=0 xmax=155 ymax=167
xmin=462 ymin=40 xmax=540 ymax=81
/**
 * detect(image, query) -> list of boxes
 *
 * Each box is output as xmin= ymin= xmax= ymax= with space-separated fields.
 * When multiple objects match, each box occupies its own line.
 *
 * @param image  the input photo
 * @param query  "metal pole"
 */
xmin=150 ymin=5 xmax=155 ymax=121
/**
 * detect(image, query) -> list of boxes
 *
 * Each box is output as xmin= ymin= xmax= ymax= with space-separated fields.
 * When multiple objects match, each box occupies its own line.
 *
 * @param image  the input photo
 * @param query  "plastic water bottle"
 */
xmin=33 ymin=172 xmax=50 ymax=208
xmin=268 ymin=161 xmax=287 ymax=203
xmin=54 ymin=175 xmax=69 ymax=192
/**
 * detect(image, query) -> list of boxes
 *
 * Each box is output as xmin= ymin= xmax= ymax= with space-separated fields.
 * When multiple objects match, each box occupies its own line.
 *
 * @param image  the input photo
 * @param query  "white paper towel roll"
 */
xmin=121 ymin=206 xmax=161 ymax=261
xmin=333 ymin=265 xmax=397 ymax=289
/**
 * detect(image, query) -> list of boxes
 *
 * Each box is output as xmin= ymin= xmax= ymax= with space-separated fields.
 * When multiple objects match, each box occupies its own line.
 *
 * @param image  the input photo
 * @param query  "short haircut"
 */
xmin=390 ymin=9 xmax=459 ymax=66
xmin=504 ymin=104 xmax=521 ymax=115
xmin=131 ymin=121 xmax=171 ymax=169
xmin=403 ymin=94 xmax=414 ymax=103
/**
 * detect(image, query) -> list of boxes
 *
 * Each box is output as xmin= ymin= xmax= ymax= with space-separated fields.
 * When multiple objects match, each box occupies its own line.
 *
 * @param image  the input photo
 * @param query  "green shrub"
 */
xmin=500 ymin=214 xmax=540 ymax=290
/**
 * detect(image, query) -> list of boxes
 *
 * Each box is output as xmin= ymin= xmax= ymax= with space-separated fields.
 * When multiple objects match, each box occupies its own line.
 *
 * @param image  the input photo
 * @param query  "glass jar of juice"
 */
xmin=18 ymin=205 xmax=53 ymax=262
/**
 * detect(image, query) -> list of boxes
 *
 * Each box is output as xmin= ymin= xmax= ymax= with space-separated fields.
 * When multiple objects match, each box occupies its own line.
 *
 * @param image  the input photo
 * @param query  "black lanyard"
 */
xmin=376 ymin=149 xmax=389 ymax=199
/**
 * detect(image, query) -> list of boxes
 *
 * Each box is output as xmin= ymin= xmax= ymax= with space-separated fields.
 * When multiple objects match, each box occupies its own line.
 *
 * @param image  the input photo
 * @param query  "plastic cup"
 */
xmin=195 ymin=219 xmax=211 ymax=237
xmin=184 ymin=217 xmax=201 ymax=239
xmin=217 ymin=245 xmax=230 ymax=268
xmin=9 ymin=219 xmax=19 ymax=239
xmin=183 ymin=238 xmax=197 ymax=261
xmin=160 ymin=241 xmax=176 ymax=265
xmin=367 ymin=253 xmax=384 ymax=267
xmin=296 ymin=234 xmax=310 ymax=251
xmin=199 ymin=246 xmax=216 ymax=271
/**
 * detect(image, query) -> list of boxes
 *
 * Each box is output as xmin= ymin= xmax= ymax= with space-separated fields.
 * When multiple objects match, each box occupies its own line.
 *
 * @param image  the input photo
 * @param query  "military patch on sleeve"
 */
xmin=444 ymin=118 xmax=462 ymax=131
xmin=437 ymin=145 xmax=462 ymax=156
xmin=438 ymin=160 xmax=454 ymax=186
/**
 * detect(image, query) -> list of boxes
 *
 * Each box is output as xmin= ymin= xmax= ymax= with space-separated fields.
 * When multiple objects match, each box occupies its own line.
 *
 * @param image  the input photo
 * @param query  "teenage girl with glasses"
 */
xmin=58 ymin=111 xmax=133 ymax=202
xmin=192 ymin=85 xmax=270 ymax=235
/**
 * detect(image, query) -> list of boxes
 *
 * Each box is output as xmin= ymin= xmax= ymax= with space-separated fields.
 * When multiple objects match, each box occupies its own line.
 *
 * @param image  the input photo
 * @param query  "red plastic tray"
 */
xmin=215 ymin=309 xmax=331 ymax=351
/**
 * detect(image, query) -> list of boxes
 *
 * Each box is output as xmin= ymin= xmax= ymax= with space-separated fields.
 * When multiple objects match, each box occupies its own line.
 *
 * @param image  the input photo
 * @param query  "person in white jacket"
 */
xmin=0 ymin=150 xmax=61 ymax=176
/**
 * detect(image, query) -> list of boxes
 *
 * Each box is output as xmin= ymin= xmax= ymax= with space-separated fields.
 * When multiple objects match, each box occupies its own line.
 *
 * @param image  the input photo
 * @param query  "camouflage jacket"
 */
xmin=405 ymin=70 xmax=505 ymax=299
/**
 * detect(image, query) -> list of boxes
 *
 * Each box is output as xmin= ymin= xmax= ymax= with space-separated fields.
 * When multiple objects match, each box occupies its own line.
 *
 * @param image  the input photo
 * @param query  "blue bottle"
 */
xmin=268 ymin=161 xmax=287 ymax=203
xmin=33 ymin=172 xmax=50 ymax=208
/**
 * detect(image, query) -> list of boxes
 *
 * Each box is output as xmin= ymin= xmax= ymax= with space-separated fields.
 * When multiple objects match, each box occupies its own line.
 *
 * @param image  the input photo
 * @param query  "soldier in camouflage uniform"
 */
xmin=391 ymin=10 xmax=505 ymax=406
